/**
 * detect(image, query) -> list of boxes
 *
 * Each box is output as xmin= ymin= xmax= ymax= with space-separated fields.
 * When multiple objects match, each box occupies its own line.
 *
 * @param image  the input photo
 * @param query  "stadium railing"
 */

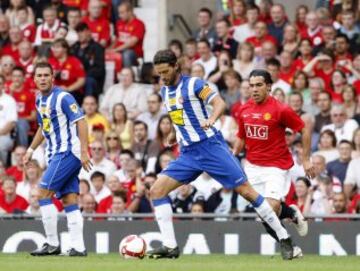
xmin=0 ymin=213 xmax=359 ymax=220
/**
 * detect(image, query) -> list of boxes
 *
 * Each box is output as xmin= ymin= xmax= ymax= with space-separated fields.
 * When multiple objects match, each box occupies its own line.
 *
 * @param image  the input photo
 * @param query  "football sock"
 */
xmin=153 ymin=197 xmax=177 ymax=249
xmin=65 ymin=204 xmax=86 ymax=252
xmin=251 ymin=195 xmax=289 ymax=240
xmin=279 ymin=202 xmax=296 ymax=220
xmin=39 ymin=198 xmax=59 ymax=247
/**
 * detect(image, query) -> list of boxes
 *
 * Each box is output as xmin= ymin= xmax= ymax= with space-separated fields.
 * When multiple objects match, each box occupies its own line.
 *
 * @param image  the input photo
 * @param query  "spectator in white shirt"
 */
xmin=79 ymin=140 xmax=116 ymax=181
xmin=137 ymin=93 xmax=164 ymax=140
xmin=0 ymin=74 xmax=17 ymax=165
xmin=344 ymin=157 xmax=360 ymax=200
xmin=100 ymin=68 xmax=147 ymax=120
xmin=17 ymin=159 xmax=42 ymax=201
xmin=233 ymin=4 xmax=259 ymax=43
xmin=321 ymin=105 xmax=359 ymax=142
xmin=193 ymin=39 xmax=217 ymax=79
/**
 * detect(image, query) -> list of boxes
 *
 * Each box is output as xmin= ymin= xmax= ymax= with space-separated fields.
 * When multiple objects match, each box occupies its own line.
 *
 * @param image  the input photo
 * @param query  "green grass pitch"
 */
xmin=0 ymin=253 xmax=360 ymax=271
xmin=1 ymin=253 xmax=360 ymax=271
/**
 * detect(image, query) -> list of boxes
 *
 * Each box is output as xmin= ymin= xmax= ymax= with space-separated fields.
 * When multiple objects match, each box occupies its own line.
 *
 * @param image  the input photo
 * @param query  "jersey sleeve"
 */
xmin=236 ymin=108 xmax=245 ymax=139
xmin=61 ymin=94 xmax=84 ymax=124
xmin=280 ymin=105 xmax=305 ymax=132
xmin=194 ymin=78 xmax=218 ymax=104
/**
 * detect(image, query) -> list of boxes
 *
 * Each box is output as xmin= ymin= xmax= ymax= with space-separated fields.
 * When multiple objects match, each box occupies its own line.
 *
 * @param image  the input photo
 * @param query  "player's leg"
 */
xmin=200 ymin=133 xmax=293 ymax=259
xmin=149 ymin=175 xmax=182 ymax=254
xmin=62 ymin=192 xmax=86 ymax=256
xmin=57 ymin=152 xmax=85 ymax=256
xmin=148 ymin=151 xmax=202 ymax=259
xmin=31 ymin=187 xmax=60 ymax=256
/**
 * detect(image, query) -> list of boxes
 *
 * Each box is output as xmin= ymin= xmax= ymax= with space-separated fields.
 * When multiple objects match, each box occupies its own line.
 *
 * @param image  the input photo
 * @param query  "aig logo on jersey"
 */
xmin=245 ymin=124 xmax=269 ymax=140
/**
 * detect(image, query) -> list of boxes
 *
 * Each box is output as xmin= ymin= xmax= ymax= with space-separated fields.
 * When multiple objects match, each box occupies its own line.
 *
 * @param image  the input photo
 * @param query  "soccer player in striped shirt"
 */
xmin=147 ymin=49 xmax=295 ymax=260
xmin=23 ymin=62 xmax=92 ymax=256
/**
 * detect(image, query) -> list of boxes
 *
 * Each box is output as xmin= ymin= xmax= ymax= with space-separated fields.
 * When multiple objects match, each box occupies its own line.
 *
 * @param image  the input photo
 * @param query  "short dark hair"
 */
xmin=34 ymin=62 xmax=53 ymax=75
xmin=153 ymin=49 xmax=177 ymax=66
xmin=90 ymin=171 xmax=106 ymax=182
xmin=266 ymin=57 xmax=281 ymax=68
xmin=199 ymin=7 xmax=212 ymax=18
xmin=75 ymin=22 xmax=89 ymax=32
xmin=247 ymin=4 xmax=260 ymax=13
xmin=296 ymin=176 xmax=311 ymax=188
xmin=318 ymin=90 xmax=331 ymax=100
xmin=249 ymin=69 xmax=273 ymax=84
xmin=338 ymin=139 xmax=353 ymax=148
xmin=12 ymin=66 xmax=25 ymax=75
xmin=67 ymin=7 xmax=81 ymax=14
xmin=197 ymin=38 xmax=211 ymax=48
xmin=168 ymin=39 xmax=183 ymax=53
xmin=134 ymin=120 xmax=148 ymax=131
xmin=52 ymin=38 xmax=70 ymax=54
xmin=216 ymin=18 xmax=231 ymax=27
xmin=336 ymin=33 xmax=350 ymax=44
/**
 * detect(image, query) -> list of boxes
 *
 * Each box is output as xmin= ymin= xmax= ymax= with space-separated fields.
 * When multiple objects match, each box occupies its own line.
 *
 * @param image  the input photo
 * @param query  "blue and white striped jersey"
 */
xmin=160 ymin=75 xmax=219 ymax=146
xmin=35 ymin=87 xmax=84 ymax=162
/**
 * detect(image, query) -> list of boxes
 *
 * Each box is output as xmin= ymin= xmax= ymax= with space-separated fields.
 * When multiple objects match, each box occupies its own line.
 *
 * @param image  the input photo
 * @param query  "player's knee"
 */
xmin=267 ymin=198 xmax=281 ymax=213
xmin=37 ymin=188 xmax=55 ymax=200
xmin=235 ymin=183 xmax=255 ymax=201
xmin=149 ymin=185 xmax=165 ymax=200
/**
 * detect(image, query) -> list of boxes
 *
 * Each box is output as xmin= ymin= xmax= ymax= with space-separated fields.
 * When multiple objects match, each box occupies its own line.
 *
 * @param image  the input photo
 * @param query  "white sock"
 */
xmin=40 ymin=203 xmax=59 ymax=247
xmin=254 ymin=200 xmax=289 ymax=240
xmin=66 ymin=208 xmax=86 ymax=252
xmin=154 ymin=203 xmax=177 ymax=248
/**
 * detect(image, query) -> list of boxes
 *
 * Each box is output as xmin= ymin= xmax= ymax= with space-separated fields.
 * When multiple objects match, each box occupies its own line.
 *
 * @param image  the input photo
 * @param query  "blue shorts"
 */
xmin=161 ymin=132 xmax=247 ymax=189
xmin=39 ymin=151 xmax=82 ymax=199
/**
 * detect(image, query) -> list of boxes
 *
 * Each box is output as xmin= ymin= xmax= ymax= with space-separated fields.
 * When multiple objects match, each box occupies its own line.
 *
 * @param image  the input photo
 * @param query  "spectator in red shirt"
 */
xmin=8 ymin=67 xmax=36 ymax=146
xmin=1 ymin=55 xmax=16 ymax=85
xmin=246 ymin=21 xmax=277 ymax=58
xmin=229 ymin=0 xmax=247 ymax=27
xmin=2 ymin=26 xmax=24 ymax=60
xmin=17 ymin=40 xmax=35 ymax=79
xmin=82 ymin=0 xmax=110 ymax=48
xmin=97 ymin=175 xmax=124 ymax=213
xmin=286 ymin=177 xmax=311 ymax=213
xmin=0 ymin=176 xmax=28 ymax=213
xmin=279 ymin=50 xmax=296 ymax=85
xmin=34 ymin=5 xmax=66 ymax=50
xmin=294 ymin=5 xmax=308 ymax=34
xmin=5 ymin=146 xmax=26 ymax=183
xmin=17 ymin=6 xmax=36 ymax=43
xmin=335 ymin=34 xmax=353 ymax=67
xmin=293 ymin=39 xmax=313 ymax=71
xmin=112 ymin=1 xmax=146 ymax=67
xmin=49 ymin=38 xmax=86 ymax=104
xmin=300 ymin=11 xmax=323 ymax=47
xmin=304 ymin=48 xmax=336 ymax=92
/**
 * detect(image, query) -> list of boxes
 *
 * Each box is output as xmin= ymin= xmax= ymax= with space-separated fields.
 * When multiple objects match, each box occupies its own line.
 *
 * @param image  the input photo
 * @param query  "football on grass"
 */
xmin=119 ymin=235 xmax=147 ymax=259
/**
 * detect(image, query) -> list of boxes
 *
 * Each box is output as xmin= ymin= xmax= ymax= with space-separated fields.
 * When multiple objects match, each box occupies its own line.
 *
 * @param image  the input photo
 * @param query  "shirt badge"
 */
xmin=264 ymin=112 xmax=272 ymax=121
xmin=70 ymin=103 xmax=78 ymax=113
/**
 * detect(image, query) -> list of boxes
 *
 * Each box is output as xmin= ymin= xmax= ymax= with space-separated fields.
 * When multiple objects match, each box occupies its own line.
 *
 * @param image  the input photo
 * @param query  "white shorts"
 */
xmin=244 ymin=161 xmax=291 ymax=200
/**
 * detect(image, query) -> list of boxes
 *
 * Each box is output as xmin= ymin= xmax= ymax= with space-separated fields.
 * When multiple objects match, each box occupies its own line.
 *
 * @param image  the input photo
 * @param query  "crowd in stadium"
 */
xmin=0 ymin=0 xmax=360 ymax=219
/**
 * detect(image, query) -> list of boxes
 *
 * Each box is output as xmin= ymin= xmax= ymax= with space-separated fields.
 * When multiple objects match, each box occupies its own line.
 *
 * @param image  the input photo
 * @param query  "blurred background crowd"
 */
xmin=0 ymin=0 xmax=360 ymax=220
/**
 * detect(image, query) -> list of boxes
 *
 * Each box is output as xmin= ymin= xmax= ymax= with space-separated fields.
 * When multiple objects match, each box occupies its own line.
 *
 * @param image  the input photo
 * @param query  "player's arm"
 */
xmin=76 ymin=118 xmax=93 ymax=172
xmin=23 ymin=127 xmax=44 ymax=165
xmin=301 ymin=125 xmax=315 ymax=179
xmin=64 ymin=77 xmax=85 ymax=93
xmin=232 ymin=137 xmax=245 ymax=155
xmin=202 ymin=95 xmax=226 ymax=130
